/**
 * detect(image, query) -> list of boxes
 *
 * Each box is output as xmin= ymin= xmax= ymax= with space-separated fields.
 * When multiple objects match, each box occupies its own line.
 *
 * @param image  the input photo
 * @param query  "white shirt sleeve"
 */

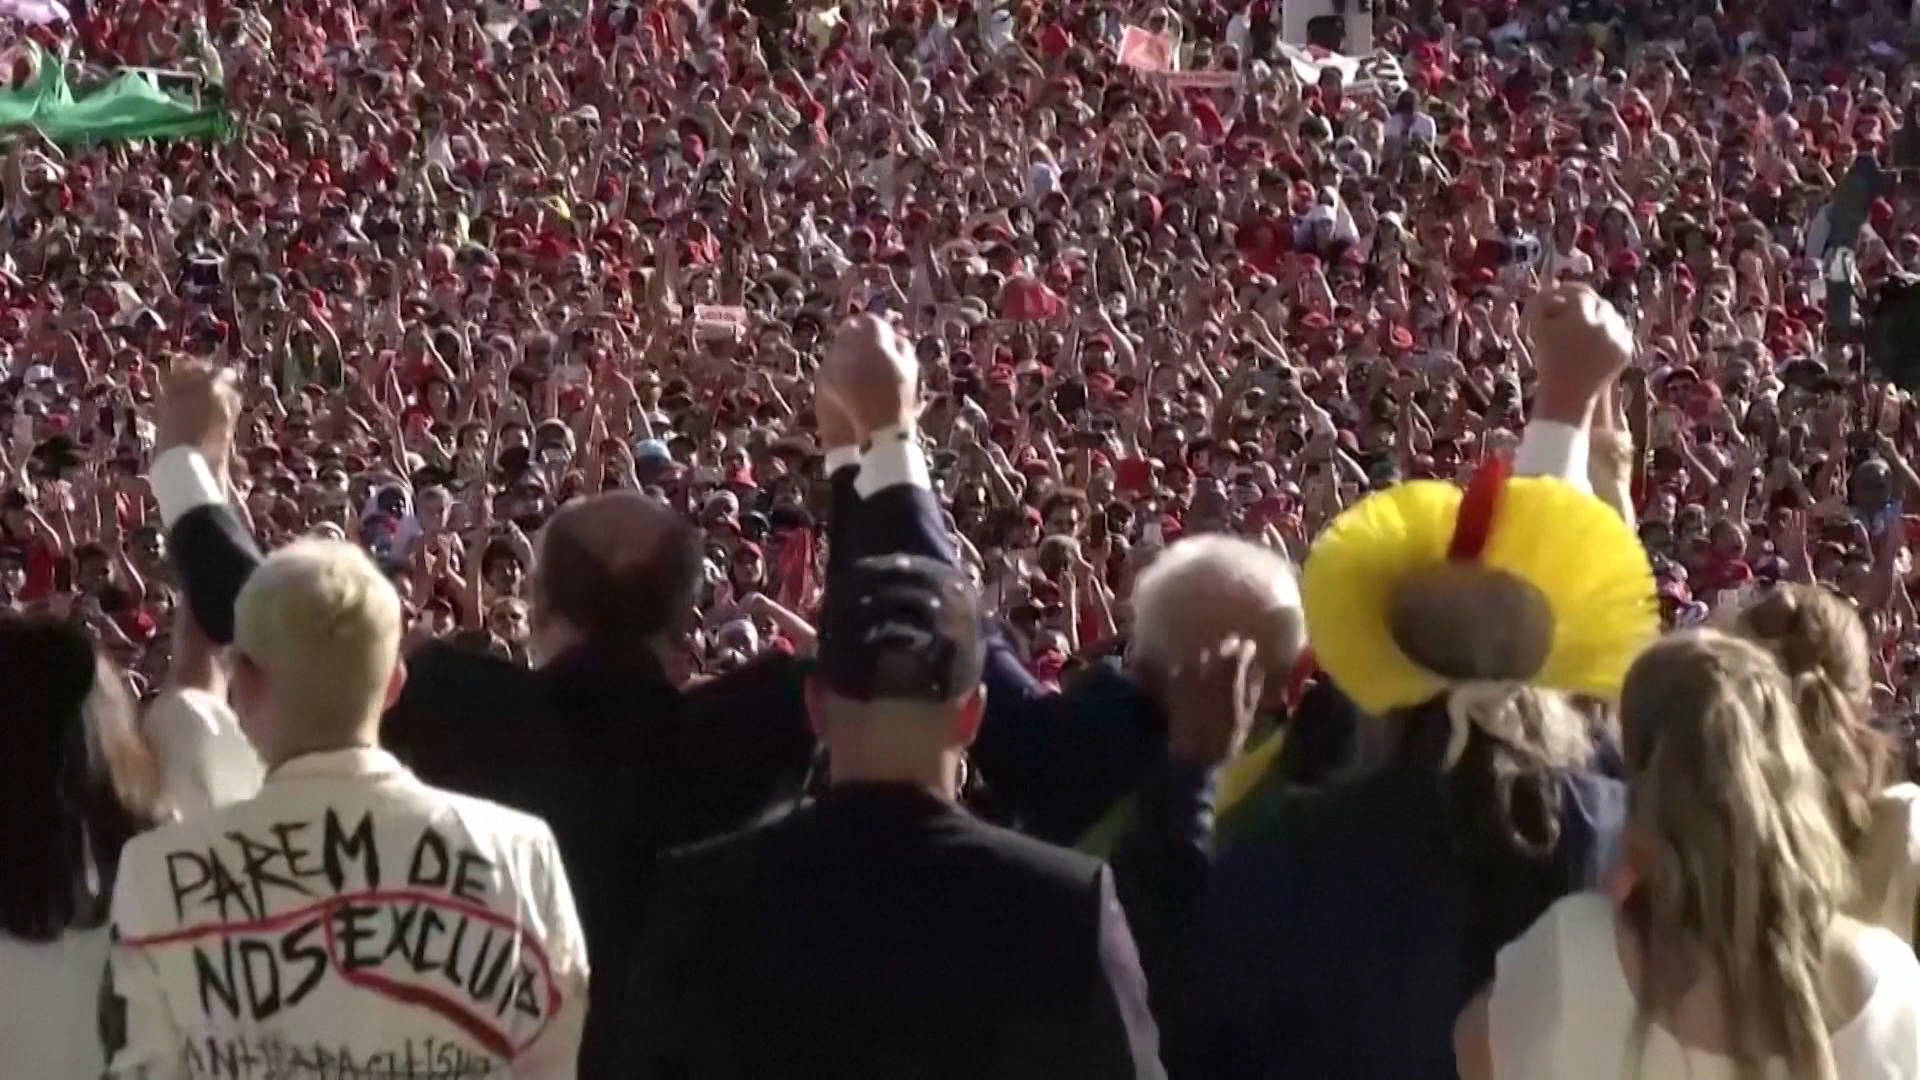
xmin=143 ymin=688 xmax=264 ymax=817
xmin=823 ymin=446 xmax=861 ymax=476
xmin=1487 ymin=896 xmax=1576 ymax=1079
xmin=1513 ymin=420 xmax=1592 ymax=493
xmin=150 ymin=446 xmax=226 ymax=528
xmin=853 ymin=426 xmax=932 ymax=498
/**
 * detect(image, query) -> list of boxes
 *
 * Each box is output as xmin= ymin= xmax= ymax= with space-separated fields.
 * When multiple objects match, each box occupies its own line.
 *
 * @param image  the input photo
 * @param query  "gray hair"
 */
xmin=1129 ymin=536 xmax=1305 ymax=672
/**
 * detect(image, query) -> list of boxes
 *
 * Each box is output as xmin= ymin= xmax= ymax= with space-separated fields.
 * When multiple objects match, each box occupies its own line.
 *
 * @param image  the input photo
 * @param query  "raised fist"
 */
xmin=1523 ymin=282 xmax=1634 ymax=425
xmin=819 ymin=314 xmax=919 ymax=439
xmin=156 ymin=362 xmax=241 ymax=474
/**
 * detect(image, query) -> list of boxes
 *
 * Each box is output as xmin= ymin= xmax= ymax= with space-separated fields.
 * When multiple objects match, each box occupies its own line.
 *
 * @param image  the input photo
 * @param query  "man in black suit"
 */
xmin=626 ymin=553 xmax=1165 ymax=1078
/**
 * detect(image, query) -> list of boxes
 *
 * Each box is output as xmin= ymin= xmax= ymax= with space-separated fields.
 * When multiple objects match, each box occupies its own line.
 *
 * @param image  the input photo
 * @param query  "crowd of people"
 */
xmin=7 ymin=0 xmax=1920 ymax=1075
xmin=0 ymin=0 xmax=1918 ymax=725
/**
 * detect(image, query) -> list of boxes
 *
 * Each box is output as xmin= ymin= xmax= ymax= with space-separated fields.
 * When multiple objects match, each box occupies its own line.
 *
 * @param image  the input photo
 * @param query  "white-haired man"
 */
xmin=102 ymin=540 xmax=589 ymax=1079
xmin=1128 ymin=535 xmax=1306 ymax=726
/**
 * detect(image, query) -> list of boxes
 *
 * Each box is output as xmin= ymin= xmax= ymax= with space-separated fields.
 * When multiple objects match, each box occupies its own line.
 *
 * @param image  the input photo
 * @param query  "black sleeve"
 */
xmin=850 ymin=482 xmax=959 ymax=566
xmin=826 ymin=465 xmax=861 ymax=581
xmin=1110 ymin=761 xmax=1220 ymax=969
xmin=1075 ymin=865 xmax=1168 ymax=1079
xmin=168 ymin=502 xmax=263 ymax=645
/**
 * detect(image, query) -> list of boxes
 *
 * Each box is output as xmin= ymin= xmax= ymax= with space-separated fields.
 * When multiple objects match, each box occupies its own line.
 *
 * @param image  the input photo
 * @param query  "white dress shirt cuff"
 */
xmin=152 ymin=447 xmax=226 ymax=528
xmin=1513 ymin=420 xmax=1591 ymax=493
xmin=823 ymin=446 xmax=861 ymax=475
xmin=854 ymin=426 xmax=931 ymax=497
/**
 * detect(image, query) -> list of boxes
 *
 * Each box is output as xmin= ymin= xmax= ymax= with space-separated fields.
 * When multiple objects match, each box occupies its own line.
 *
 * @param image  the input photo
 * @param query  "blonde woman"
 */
xmin=1458 ymin=631 xmax=1920 ymax=1079
xmin=1732 ymin=584 xmax=1920 ymax=945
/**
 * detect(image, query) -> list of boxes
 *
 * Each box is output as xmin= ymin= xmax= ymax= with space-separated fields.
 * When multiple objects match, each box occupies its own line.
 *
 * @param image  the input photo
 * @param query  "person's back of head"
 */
xmin=1383 ymin=563 xmax=1600 ymax=857
xmin=231 ymin=539 xmax=405 ymax=768
xmin=1129 ymin=535 xmax=1306 ymax=710
xmin=810 ymin=555 xmax=988 ymax=796
xmin=1619 ymin=629 xmax=1850 ymax=1080
xmin=532 ymin=490 xmax=702 ymax=666
xmin=0 ymin=614 xmax=156 ymax=941
xmin=1730 ymin=584 xmax=1888 ymax=853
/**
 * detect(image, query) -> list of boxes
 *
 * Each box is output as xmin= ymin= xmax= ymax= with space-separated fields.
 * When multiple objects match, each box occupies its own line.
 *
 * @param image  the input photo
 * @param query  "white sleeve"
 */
xmin=1513 ymin=420 xmax=1592 ymax=493
xmin=853 ymin=425 xmax=932 ymax=498
xmin=143 ymin=688 xmax=264 ymax=818
xmin=1487 ymin=898 xmax=1574 ymax=1079
xmin=150 ymin=446 xmax=226 ymax=528
xmin=823 ymin=446 xmax=861 ymax=476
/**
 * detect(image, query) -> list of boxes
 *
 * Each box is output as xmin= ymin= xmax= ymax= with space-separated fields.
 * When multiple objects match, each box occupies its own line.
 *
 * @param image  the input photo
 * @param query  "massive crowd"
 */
xmin=8 ymin=0 xmax=1920 ymax=1076
xmin=0 ymin=0 xmax=1912 ymax=725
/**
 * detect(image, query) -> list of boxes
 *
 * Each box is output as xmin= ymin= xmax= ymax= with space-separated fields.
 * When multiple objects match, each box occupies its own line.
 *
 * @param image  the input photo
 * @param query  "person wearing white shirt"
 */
xmin=104 ymin=526 xmax=589 ymax=1078
xmin=1459 ymin=632 xmax=1920 ymax=1079
xmin=142 ymin=598 xmax=264 ymax=817
xmin=143 ymin=684 xmax=264 ymax=817
xmin=0 ymin=614 xmax=163 ymax=1080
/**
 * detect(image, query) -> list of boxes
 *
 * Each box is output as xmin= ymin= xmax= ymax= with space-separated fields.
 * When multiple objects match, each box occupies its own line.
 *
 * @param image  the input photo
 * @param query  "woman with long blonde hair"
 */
xmin=1732 ymin=583 xmax=1920 ymax=944
xmin=1459 ymin=631 xmax=1920 ymax=1079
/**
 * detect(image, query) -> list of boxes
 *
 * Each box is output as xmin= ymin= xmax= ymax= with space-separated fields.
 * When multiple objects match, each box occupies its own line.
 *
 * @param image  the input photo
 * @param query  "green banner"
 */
xmin=0 ymin=44 xmax=230 ymax=144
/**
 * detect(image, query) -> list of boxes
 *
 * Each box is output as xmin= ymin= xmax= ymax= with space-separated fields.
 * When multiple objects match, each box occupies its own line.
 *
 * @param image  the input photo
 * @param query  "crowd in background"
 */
xmin=7 ymin=0 xmax=1920 ymax=1075
xmin=1 ymin=0 xmax=1918 ymax=753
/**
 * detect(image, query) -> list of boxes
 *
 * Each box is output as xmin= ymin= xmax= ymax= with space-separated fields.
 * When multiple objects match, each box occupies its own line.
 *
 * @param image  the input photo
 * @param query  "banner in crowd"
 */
xmin=693 ymin=304 xmax=749 ymax=339
xmin=1274 ymin=42 xmax=1407 ymax=98
xmin=1118 ymin=26 xmax=1176 ymax=73
xmin=0 ymin=0 xmax=68 ymax=24
xmin=0 ymin=43 xmax=232 ymax=144
xmin=1161 ymin=70 xmax=1236 ymax=90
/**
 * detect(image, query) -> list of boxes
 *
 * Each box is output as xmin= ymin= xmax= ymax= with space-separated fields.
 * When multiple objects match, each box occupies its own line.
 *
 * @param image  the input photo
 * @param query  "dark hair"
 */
xmin=0 ymin=615 xmax=158 ymax=941
xmin=537 ymin=496 xmax=703 ymax=650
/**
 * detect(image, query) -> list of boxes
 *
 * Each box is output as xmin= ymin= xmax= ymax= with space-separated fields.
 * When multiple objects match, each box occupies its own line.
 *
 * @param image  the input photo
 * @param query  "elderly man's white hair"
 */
xmin=1129 ymin=536 xmax=1306 ymax=674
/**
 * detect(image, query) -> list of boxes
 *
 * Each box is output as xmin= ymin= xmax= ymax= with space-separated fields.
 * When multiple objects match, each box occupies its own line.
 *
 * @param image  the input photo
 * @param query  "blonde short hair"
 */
xmin=1130 ymin=536 xmax=1305 ymax=674
xmin=234 ymin=540 xmax=402 ymax=733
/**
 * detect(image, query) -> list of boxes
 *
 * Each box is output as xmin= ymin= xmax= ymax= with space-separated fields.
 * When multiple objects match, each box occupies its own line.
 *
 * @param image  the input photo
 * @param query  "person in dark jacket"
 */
xmin=1111 ymin=284 xmax=1657 ymax=1079
xmin=812 ymin=322 xmax=1319 ymax=851
xmin=626 ymin=553 xmax=1165 ymax=1079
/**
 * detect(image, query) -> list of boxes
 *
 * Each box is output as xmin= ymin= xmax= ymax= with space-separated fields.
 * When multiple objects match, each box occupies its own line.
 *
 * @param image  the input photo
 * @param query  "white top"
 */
xmin=144 ymin=688 xmax=265 ymax=818
xmin=106 ymin=748 xmax=589 ymax=1079
xmin=1490 ymin=893 xmax=1920 ymax=1079
xmin=0 ymin=925 xmax=113 ymax=1079
xmin=1851 ymin=784 xmax=1920 ymax=947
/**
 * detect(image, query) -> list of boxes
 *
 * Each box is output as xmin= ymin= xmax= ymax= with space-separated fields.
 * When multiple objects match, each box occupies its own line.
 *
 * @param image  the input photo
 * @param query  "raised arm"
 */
xmin=150 ymin=364 xmax=257 ymax=645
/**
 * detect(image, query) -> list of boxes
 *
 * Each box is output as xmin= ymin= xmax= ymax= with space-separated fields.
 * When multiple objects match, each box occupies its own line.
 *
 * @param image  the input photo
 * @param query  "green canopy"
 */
xmin=0 ymin=44 xmax=230 ymax=144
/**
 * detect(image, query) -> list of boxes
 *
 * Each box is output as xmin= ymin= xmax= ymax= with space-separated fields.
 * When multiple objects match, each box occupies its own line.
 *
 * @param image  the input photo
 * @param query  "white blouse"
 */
xmin=1850 ymin=784 xmax=1920 ymax=947
xmin=0 ymin=925 xmax=113 ymax=1079
xmin=1490 ymin=893 xmax=1920 ymax=1079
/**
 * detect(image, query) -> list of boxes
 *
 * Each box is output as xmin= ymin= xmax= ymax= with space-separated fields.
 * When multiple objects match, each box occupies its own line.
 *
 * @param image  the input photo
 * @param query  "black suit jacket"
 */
xmin=828 ymin=476 xmax=1173 ymax=844
xmin=627 ymin=783 xmax=1164 ymax=1079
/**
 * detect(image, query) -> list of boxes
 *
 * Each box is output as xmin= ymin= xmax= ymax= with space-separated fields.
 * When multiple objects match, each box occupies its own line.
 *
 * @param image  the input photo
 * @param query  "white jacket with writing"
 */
xmin=104 ymin=748 xmax=589 ymax=1080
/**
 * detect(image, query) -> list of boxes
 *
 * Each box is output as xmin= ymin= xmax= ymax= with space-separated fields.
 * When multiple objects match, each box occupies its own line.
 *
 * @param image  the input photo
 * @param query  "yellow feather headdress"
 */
xmin=1300 ymin=459 xmax=1658 ymax=717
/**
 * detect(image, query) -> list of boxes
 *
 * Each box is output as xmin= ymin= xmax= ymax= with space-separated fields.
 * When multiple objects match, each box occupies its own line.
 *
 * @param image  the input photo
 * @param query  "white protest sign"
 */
xmin=1119 ymin=25 xmax=1176 ymax=73
xmin=693 ymin=304 xmax=749 ymax=340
